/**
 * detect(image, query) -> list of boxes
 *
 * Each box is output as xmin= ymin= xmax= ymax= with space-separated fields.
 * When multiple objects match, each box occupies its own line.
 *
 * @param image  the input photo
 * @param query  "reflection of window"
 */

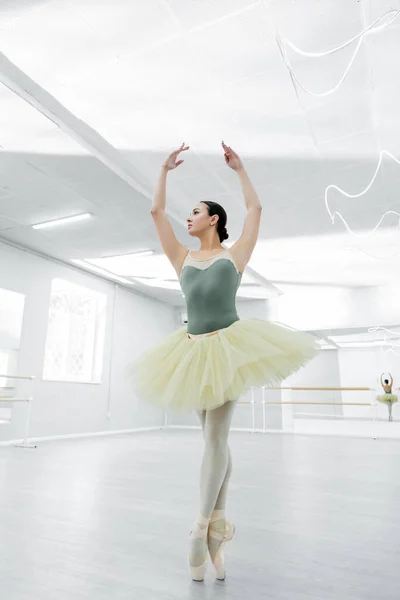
xmin=43 ymin=279 xmax=107 ymax=382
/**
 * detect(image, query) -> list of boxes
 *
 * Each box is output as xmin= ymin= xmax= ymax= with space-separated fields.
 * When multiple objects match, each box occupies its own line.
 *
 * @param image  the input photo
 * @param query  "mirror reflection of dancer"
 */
xmin=377 ymin=373 xmax=398 ymax=422
xmin=128 ymin=142 xmax=318 ymax=581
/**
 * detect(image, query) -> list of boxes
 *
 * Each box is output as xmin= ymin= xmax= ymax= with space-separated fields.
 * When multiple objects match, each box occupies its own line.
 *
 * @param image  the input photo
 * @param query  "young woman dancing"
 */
xmin=130 ymin=142 xmax=318 ymax=582
xmin=377 ymin=373 xmax=398 ymax=422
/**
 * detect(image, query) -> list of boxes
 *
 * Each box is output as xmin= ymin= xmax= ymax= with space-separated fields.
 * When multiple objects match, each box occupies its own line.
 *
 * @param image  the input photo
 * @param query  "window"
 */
xmin=43 ymin=279 xmax=107 ymax=382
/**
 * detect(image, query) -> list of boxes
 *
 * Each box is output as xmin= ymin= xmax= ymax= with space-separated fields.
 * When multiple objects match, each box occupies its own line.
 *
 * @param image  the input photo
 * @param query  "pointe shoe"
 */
xmin=208 ymin=516 xmax=235 ymax=581
xmin=188 ymin=515 xmax=210 ymax=582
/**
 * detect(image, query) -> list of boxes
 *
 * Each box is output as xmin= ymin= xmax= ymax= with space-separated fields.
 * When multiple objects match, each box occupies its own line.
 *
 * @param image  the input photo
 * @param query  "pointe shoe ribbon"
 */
xmin=188 ymin=515 xmax=210 ymax=582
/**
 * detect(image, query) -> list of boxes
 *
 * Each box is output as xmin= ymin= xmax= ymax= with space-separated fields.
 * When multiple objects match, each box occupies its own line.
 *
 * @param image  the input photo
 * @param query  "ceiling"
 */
xmin=0 ymin=0 xmax=399 ymax=305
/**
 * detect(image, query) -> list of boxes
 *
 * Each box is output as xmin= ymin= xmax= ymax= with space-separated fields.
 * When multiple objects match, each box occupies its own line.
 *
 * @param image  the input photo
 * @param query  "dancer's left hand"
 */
xmin=222 ymin=141 xmax=244 ymax=171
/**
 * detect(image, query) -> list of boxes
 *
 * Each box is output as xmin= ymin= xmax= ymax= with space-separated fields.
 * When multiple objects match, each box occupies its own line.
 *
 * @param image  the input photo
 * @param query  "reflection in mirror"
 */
xmin=286 ymin=325 xmax=400 ymax=426
xmin=0 ymin=288 xmax=26 ymax=422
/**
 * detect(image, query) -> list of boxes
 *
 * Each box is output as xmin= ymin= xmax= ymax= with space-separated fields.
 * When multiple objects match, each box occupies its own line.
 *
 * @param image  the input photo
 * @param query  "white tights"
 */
xmin=196 ymin=399 xmax=237 ymax=518
xmin=189 ymin=400 xmax=237 ymax=567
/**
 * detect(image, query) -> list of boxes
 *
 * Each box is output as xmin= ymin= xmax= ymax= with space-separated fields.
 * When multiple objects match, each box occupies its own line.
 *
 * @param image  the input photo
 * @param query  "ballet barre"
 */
xmin=261 ymin=401 xmax=371 ymax=406
xmin=259 ymin=385 xmax=376 ymax=434
xmin=266 ymin=386 xmax=372 ymax=391
xmin=162 ymin=387 xmax=379 ymax=435
xmin=1 ymin=374 xmax=36 ymax=381
xmin=0 ymin=374 xmax=36 ymax=448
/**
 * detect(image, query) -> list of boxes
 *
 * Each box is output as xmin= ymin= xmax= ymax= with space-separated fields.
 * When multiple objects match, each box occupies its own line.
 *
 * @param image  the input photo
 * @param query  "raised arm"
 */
xmin=221 ymin=142 xmax=262 ymax=273
xmin=151 ymin=144 xmax=189 ymax=275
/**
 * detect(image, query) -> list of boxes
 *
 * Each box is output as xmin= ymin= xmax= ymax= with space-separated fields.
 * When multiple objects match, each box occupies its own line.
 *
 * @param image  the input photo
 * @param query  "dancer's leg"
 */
xmin=196 ymin=409 xmax=233 ymax=512
xmin=199 ymin=400 xmax=237 ymax=517
xmin=197 ymin=405 xmax=235 ymax=562
xmin=190 ymin=401 xmax=236 ymax=567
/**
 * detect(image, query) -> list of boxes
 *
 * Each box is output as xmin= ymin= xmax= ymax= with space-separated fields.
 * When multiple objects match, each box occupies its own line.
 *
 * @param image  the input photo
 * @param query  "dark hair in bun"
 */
xmin=201 ymin=201 xmax=229 ymax=243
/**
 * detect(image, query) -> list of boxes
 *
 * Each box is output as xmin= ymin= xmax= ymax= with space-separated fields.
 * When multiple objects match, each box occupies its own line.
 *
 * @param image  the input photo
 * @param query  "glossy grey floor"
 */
xmin=0 ymin=429 xmax=399 ymax=600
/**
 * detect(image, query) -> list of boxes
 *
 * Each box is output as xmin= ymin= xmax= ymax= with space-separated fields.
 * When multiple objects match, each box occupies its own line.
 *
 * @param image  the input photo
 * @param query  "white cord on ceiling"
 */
xmin=275 ymin=9 xmax=400 ymax=98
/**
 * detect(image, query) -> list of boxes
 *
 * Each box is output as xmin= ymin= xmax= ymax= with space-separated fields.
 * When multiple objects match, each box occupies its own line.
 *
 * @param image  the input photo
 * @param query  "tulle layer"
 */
xmin=127 ymin=318 xmax=319 ymax=413
xmin=377 ymin=394 xmax=398 ymax=404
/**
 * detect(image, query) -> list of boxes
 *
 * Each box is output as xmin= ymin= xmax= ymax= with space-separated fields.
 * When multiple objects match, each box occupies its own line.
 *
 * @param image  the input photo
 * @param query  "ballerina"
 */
xmin=128 ymin=141 xmax=318 ymax=581
xmin=377 ymin=373 xmax=398 ymax=422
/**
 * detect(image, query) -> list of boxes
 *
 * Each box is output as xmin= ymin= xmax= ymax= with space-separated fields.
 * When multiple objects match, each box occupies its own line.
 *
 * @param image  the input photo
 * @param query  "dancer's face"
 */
xmin=187 ymin=203 xmax=218 ymax=238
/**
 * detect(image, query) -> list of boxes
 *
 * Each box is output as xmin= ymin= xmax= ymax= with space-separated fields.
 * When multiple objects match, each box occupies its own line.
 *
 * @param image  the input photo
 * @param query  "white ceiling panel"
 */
xmin=0 ymin=155 xmax=52 ymax=195
xmin=0 ymin=0 xmax=50 ymax=26
xmin=0 ymin=0 xmax=399 ymax=300
xmin=164 ymin=0 xmax=259 ymax=29
xmin=0 ymin=0 xmax=179 ymax=86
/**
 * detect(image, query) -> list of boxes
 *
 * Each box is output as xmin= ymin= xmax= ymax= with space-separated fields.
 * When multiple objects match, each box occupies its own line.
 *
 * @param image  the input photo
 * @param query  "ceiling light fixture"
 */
xmin=32 ymin=213 xmax=92 ymax=230
xmin=368 ymin=325 xmax=400 ymax=356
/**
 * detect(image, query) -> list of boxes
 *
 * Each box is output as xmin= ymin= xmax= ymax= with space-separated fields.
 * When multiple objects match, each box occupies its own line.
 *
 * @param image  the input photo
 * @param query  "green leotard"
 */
xmin=180 ymin=249 xmax=242 ymax=335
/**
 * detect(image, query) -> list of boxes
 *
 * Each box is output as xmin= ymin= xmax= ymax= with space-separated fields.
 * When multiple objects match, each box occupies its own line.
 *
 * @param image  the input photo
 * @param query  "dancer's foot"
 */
xmin=207 ymin=509 xmax=235 ymax=580
xmin=188 ymin=515 xmax=210 ymax=581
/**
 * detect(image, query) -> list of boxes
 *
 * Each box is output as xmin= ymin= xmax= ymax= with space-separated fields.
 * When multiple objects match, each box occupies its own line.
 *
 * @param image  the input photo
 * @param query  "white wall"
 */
xmin=0 ymin=242 xmax=176 ymax=443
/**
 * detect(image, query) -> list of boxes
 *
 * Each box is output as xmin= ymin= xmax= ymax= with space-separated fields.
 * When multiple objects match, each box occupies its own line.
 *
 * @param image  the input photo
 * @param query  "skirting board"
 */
xmin=0 ymin=426 xmax=164 ymax=447
xmin=163 ymin=425 xmax=400 ymax=441
xmin=164 ymin=425 xmax=262 ymax=433
xmin=3 ymin=425 xmax=398 ymax=446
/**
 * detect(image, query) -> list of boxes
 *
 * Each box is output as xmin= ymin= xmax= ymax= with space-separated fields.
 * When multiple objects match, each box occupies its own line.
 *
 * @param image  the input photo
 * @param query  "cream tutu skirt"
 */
xmin=377 ymin=393 xmax=398 ymax=404
xmin=127 ymin=319 xmax=318 ymax=413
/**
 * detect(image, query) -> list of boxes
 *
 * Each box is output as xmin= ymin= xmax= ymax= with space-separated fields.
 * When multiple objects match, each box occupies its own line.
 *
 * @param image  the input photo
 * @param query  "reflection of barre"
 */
xmin=260 ymin=385 xmax=376 ymax=433
xmin=296 ymin=412 xmax=345 ymax=419
xmin=264 ymin=386 xmax=372 ymax=391
xmin=261 ymin=401 xmax=372 ymax=406
xmin=0 ymin=397 xmax=34 ymax=402
xmin=0 ymin=374 xmax=35 ymax=381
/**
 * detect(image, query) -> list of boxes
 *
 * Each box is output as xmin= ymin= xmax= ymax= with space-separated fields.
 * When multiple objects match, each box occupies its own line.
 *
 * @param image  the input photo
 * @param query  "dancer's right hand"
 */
xmin=162 ymin=143 xmax=189 ymax=170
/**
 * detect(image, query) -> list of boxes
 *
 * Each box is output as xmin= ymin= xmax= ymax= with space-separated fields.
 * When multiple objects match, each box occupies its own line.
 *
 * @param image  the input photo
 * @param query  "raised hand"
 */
xmin=222 ymin=141 xmax=244 ymax=171
xmin=162 ymin=143 xmax=189 ymax=170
